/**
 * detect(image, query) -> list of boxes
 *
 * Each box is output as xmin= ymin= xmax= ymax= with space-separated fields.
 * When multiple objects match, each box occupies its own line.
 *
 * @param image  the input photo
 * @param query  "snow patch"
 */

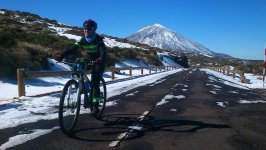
xmin=125 ymin=91 xmax=139 ymax=97
xmin=229 ymin=91 xmax=239 ymax=94
xmin=156 ymin=94 xmax=185 ymax=106
xmin=216 ymin=101 xmax=228 ymax=107
xmin=210 ymin=91 xmax=217 ymax=94
xmin=182 ymin=89 xmax=188 ymax=92
xmin=0 ymin=126 xmax=59 ymax=150
xmin=104 ymin=37 xmax=148 ymax=50
xmin=0 ymin=11 xmax=5 ymax=14
xmin=106 ymin=100 xmax=118 ymax=107
xmin=206 ymin=84 xmax=222 ymax=89
xmin=202 ymin=69 xmax=251 ymax=89
xmin=238 ymin=100 xmax=266 ymax=104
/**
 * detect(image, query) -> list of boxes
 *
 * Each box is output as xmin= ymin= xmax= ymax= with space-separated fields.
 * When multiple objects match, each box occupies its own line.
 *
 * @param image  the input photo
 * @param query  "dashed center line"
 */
xmin=109 ymin=111 xmax=150 ymax=147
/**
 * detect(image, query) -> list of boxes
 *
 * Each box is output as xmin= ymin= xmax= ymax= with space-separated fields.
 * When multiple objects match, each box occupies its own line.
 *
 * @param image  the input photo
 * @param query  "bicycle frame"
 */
xmin=64 ymin=60 xmax=93 ymax=108
xmin=59 ymin=59 xmax=107 ymax=134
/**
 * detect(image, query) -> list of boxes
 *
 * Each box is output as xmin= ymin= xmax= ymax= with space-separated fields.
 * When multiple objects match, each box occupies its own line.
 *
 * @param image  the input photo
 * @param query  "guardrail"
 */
xmin=17 ymin=66 xmax=178 ymax=97
xmin=207 ymin=66 xmax=249 ymax=84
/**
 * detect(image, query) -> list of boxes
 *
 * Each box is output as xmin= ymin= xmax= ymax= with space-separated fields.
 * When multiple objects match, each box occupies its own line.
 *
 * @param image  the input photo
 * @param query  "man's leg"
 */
xmin=91 ymin=64 xmax=104 ymax=114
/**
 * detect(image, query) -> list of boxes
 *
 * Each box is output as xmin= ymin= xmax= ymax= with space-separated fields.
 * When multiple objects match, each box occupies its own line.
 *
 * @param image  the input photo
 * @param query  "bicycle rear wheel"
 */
xmin=94 ymin=77 xmax=107 ymax=119
xmin=59 ymin=79 xmax=81 ymax=134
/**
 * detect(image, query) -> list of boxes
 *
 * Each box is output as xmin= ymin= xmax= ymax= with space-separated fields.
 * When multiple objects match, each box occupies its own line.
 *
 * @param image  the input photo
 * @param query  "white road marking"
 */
xmin=109 ymin=111 xmax=149 ymax=147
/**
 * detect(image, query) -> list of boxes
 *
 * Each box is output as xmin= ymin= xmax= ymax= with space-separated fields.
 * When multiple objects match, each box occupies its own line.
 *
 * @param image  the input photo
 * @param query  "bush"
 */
xmin=120 ymin=48 xmax=137 ymax=60
xmin=0 ymin=30 xmax=17 ymax=48
xmin=0 ymin=46 xmax=32 ymax=77
xmin=0 ymin=47 xmax=13 ymax=76
xmin=106 ymin=53 xmax=118 ymax=67
xmin=0 ymin=28 xmax=74 ymax=77
xmin=145 ymin=54 xmax=163 ymax=66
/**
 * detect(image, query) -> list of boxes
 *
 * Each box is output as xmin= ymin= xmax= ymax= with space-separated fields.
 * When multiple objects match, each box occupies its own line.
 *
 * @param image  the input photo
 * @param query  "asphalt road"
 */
xmin=1 ymin=69 xmax=266 ymax=150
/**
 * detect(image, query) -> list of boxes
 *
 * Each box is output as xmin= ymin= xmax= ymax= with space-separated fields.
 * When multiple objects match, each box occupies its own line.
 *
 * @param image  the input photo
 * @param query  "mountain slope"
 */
xmin=127 ymin=24 xmax=216 ymax=56
xmin=0 ymin=9 xmax=170 ymax=77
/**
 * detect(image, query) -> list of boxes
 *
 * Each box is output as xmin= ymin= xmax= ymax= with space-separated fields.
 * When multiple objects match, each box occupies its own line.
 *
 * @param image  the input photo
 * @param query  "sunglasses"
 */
xmin=83 ymin=28 xmax=95 ymax=31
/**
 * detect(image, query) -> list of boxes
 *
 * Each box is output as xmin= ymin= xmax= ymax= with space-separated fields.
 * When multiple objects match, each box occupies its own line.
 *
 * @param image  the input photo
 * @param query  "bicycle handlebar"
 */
xmin=61 ymin=59 xmax=95 ymax=66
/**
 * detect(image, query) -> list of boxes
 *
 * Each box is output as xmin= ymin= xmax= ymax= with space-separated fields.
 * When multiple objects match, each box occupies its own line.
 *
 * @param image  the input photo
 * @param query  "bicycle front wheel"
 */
xmin=59 ymin=79 xmax=81 ymax=134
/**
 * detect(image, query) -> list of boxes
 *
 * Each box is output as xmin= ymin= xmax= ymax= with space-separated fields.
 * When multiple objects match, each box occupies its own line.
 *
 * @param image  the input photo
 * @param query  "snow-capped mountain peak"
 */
xmin=127 ymin=23 xmax=216 ymax=57
xmin=152 ymin=23 xmax=166 ymax=28
xmin=137 ymin=23 xmax=166 ymax=33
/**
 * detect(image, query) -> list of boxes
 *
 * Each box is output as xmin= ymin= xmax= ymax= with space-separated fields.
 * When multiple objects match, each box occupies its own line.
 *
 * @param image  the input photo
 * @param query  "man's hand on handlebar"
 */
xmin=54 ymin=53 xmax=63 ymax=62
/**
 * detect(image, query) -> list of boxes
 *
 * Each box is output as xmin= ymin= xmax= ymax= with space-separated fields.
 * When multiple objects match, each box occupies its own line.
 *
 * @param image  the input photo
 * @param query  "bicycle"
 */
xmin=58 ymin=59 xmax=107 ymax=135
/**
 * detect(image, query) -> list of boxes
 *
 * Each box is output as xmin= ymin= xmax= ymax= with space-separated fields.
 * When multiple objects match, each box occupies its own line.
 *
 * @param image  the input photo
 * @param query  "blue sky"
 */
xmin=1 ymin=0 xmax=266 ymax=60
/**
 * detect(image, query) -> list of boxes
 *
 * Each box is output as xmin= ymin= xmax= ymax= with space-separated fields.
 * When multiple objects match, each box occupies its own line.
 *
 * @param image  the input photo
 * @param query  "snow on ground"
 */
xmin=202 ymin=69 xmax=266 ymax=107
xmin=125 ymin=91 xmax=139 ymax=97
xmin=0 ymin=126 xmax=59 ymax=150
xmin=238 ymin=100 xmax=266 ymax=104
xmin=201 ymin=69 xmax=265 ymax=89
xmin=48 ymin=26 xmax=82 ymax=41
xmin=210 ymin=91 xmax=217 ymax=95
xmin=216 ymin=101 xmax=229 ymax=107
xmin=103 ymin=37 xmax=148 ymax=50
xmin=206 ymin=84 xmax=222 ymax=89
xmin=157 ymin=52 xmax=180 ymax=67
xmin=0 ymin=69 xmax=183 ymax=130
xmin=156 ymin=94 xmax=185 ymax=106
xmin=0 ymin=10 xmax=5 ymax=15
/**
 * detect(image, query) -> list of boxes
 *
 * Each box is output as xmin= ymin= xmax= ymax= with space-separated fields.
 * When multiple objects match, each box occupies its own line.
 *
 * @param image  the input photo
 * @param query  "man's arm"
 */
xmin=95 ymin=36 xmax=106 ymax=63
xmin=99 ymin=41 xmax=106 ymax=60
xmin=61 ymin=44 xmax=79 ymax=58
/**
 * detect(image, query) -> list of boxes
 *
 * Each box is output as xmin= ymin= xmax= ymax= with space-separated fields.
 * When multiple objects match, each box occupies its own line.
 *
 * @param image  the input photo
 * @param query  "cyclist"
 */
xmin=55 ymin=19 xmax=106 ymax=115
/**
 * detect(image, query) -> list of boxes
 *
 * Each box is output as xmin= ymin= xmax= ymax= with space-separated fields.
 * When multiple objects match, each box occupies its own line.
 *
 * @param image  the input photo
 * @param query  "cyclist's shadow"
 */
xmin=69 ymin=113 xmax=231 ymax=142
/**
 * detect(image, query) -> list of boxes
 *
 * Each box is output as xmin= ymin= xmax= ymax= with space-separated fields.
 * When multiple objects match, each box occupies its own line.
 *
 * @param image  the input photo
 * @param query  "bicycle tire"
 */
xmin=94 ymin=77 xmax=107 ymax=119
xmin=59 ymin=79 xmax=81 ymax=134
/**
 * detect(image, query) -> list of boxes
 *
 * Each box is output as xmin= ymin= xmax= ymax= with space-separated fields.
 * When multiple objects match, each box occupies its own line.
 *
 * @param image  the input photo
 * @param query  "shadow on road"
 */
xmin=68 ymin=113 xmax=231 ymax=142
xmin=142 ymin=118 xmax=231 ymax=133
